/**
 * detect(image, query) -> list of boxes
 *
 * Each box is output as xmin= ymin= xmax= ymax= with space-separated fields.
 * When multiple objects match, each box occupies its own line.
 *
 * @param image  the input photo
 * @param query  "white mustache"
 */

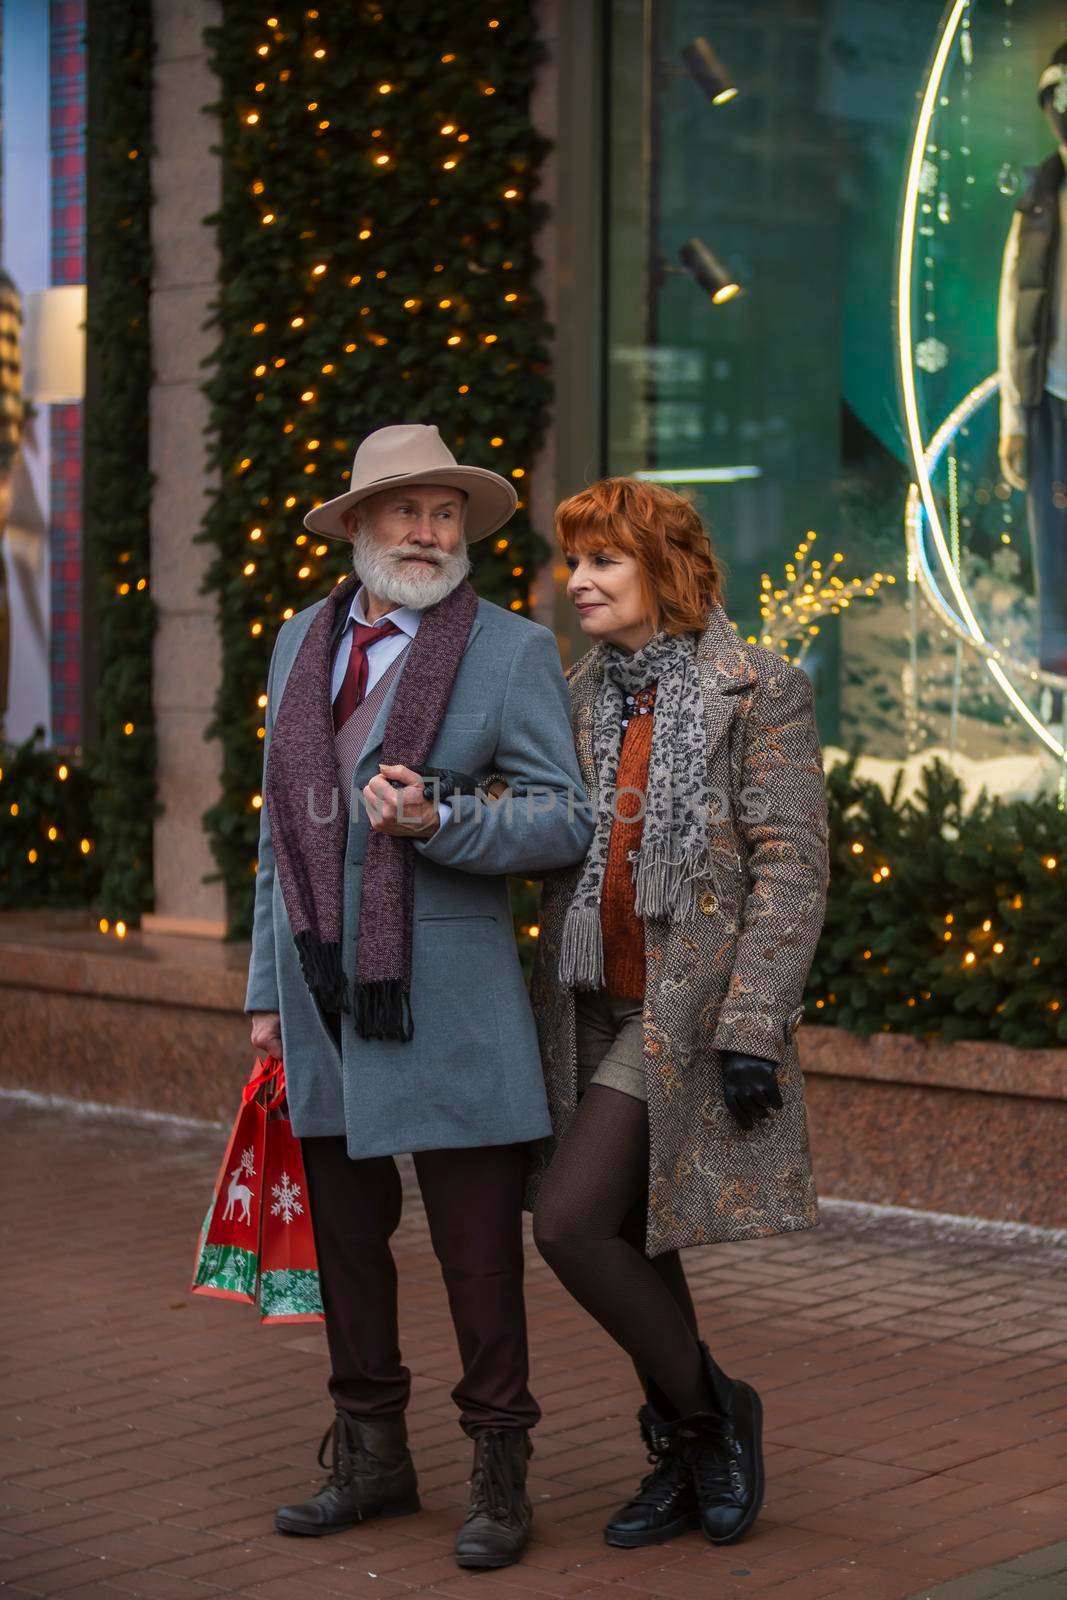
xmin=389 ymin=550 xmax=444 ymax=567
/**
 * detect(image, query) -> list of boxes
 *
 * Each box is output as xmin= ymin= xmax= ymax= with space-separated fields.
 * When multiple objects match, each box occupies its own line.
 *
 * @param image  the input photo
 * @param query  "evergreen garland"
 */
xmin=810 ymin=756 xmax=1067 ymax=1048
xmin=200 ymin=2 xmax=552 ymax=935
xmin=83 ymin=0 xmax=158 ymax=923
xmin=0 ymin=729 xmax=101 ymax=908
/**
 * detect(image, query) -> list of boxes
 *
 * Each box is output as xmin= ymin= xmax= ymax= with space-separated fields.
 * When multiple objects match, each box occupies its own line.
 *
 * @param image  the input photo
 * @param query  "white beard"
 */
xmin=350 ymin=524 xmax=470 ymax=611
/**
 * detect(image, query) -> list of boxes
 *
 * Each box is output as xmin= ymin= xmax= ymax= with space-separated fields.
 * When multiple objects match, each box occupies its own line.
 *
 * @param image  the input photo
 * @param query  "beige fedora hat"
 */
xmin=303 ymin=423 xmax=518 ymax=543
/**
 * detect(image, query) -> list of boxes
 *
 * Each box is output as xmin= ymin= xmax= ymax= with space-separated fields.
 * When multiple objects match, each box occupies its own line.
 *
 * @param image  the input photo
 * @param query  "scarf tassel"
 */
xmin=558 ymin=902 xmax=605 ymax=990
xmin=632 ymin=845 xmax=710 ymax=923
xmin=293 ymin=929 xmax=352 ymax=1015
xmin=353 ymin=979 xmax=415 ymax=1042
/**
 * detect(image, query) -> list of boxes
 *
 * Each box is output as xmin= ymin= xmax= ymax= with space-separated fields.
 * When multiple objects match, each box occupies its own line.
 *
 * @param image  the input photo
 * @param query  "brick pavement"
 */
xmin=2 ymin=1096 xmax=1066 ymax=1600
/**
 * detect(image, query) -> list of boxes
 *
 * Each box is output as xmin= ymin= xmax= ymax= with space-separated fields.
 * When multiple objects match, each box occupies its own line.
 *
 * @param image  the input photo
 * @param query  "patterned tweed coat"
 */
xmin=528 ymin=604 xmax=830 ymax=1256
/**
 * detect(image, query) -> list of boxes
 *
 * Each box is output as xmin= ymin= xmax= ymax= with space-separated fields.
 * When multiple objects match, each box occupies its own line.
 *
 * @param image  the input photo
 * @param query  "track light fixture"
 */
xmin=681 ymin=37 xmax=738 ymax=106
xmin=679 ymin=238 xmax=742 ymax=305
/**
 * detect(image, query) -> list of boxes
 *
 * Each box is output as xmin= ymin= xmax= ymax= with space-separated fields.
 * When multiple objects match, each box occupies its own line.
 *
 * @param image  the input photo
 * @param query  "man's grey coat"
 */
xmin=244 ymin=592 xmax=593 ymax=1160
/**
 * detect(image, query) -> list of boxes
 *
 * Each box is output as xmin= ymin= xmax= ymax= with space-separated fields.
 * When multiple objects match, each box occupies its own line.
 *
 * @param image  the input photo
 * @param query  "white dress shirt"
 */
xmin=329 ymin=586 xmax=420 ymax=704
xmin=998 ymin=155 xmax=1067 ymax=438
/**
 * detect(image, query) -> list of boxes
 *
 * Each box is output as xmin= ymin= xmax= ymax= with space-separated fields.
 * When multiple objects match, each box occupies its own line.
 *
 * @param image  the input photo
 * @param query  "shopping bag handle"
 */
xmin=243 ymin=1053 xmax=287 ymax=1109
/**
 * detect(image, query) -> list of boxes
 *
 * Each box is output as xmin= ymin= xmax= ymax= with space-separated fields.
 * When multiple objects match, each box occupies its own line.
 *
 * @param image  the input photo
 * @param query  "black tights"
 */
xmin=532 ymin=1083 xmax=714 ymax=1418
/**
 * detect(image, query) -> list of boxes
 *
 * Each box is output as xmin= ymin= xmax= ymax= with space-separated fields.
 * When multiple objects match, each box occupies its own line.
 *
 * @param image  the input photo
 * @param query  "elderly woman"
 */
xmin=529 ymin=477 xmax=829 ymax=1550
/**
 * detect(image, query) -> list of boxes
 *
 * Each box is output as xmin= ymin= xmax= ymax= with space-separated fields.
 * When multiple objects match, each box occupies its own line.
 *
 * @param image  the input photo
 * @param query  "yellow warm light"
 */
xmin=99 ymin=918 xmax=109 ymax=933
xmin=447 ymin=334 xmax=462 ymax=346
xmin=374 ymin=153 xmax=391 ymax=166
xmin=495 ymin=538 xmax=509 ymax=551
xmin=301 ymin=389 xmax=315 ymax=402
xmin=115 ymin=921 xmax=127 ymax=939
xmin=252 ymin=794 xmax=263 ymax=809
xmin=312 ymin=263 xmax=326 ymax=276
xmin=712 ymin=282 xmax=742 ymax=304
xmin=512 ymin=467 xmax=525 ymax=479
xmin=1046 ymin=856 xmax=1058 ymax=870
xmin=57 ymin=764 xmax=69 ymax=781
xmin=318 ymin=120 xmax=330 ymax=130
xmin=313 ymin=47 xmax=326 ymax=59
xmin=440 ymin=123 xmax=456 ymax=135
xmin=251 ymin=621 xmax=263 ymax=636
xmin=291 ymin=316 xmax=305 ymax=329
xmin=484 ymin=333 xmax=498 ymax=344
xmin=27 ymin=848 xmax=37 ymax=863
xmin=505 ymin=292 xmax=518 ymax=302
xmin=378 ymin=81 xmax=393 ymax=94
xmin=80 ymin=837 xmax=92 ymax=854
xmin=285 ymin=495 xmax=297 ymax=508
xmin=443 ymin=159 xmax=458 ymax=171
xmin=251 ymin=318 xmax=266 ymax=330
xmin=262 ymin=212 xmax=275 ymax=225
xmin=993 ymin=941 xmax=1005 ymax=954
xmin=298 ymin=565 xmax=311 ymax=578
xmin=123 ymin=721 xmax=134 ymax=736
xmin=503 ymin=187 xmax=519 ymax=199
xmin=458 ymin=383 xmax=470 ymax=394
xmin=47 ymin=826 xmax=57 ymax=841
xmin=243 ymin=562 xmax=256 ymax=576
xmin=490 ymin=435 xmax=504 ymax=447
xmin=964 ymin=951 xmax=976 ymax=966
xmin=258 ymin=693 xmax=268 ymax=709
xmin=851 ymin=842 xmax=864 ymax=854
xmin=9 ymin=802 xmax=17 ymax=816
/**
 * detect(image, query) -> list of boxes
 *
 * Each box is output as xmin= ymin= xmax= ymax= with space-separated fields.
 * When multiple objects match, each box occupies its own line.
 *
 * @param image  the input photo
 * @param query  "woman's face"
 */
xmin=564 ymin=543 xmax=655 ymax=653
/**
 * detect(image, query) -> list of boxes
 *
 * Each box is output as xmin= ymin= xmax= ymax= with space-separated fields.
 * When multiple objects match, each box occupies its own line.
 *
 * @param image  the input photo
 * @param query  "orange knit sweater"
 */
xmin=601 ymin=689 xmax=656 ymax=1000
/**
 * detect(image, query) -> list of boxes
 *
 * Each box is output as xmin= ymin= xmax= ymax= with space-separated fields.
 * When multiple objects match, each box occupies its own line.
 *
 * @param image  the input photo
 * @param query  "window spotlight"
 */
xmin=679 ymin=238 xmax=742 ymax=305
xmin=681 ymin=37 xmax=738 ymax=106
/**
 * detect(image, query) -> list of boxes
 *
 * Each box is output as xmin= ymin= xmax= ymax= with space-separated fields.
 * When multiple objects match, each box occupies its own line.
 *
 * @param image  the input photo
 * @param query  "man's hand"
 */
xmin=363 ymin=763 xmax=441 ymax=839
xmin=999 ymin=434 xmax=1027 ymax=492
xmin=250 ymin=1010 xmax=283 ymax=1059
xmin=721 ymin=1050 xmax=783 ymax=1132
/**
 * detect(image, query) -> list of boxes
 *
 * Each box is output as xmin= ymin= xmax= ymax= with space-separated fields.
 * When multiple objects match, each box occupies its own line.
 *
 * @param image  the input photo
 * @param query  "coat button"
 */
xmin=699 ymin=890 xmax=719 ymax=915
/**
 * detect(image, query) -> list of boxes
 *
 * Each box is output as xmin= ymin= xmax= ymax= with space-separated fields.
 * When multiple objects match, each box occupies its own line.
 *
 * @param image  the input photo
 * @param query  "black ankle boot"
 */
xmin=667 ymin=1344 xmax=764 ymax=1545
xmin=454 ymin=1429 xmax=532 ymax=1569
xmin=274 ymin=1411 xmax=420 ymax=1536
xmin=603 ymin=1402 xmax=700 ymax=1548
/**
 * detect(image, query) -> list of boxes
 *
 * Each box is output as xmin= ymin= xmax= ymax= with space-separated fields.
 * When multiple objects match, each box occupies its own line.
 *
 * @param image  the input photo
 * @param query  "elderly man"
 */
xmin=245 ymin=423 xmax=591 ymax=1570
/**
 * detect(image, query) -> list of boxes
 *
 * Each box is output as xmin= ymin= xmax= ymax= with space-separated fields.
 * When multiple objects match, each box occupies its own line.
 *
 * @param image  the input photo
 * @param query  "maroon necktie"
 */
xmin=332 ymin=619 xmax=404 ymax=731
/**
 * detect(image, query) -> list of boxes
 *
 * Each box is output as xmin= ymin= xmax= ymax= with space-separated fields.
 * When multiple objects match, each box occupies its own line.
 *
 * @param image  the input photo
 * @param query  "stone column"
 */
xmin=141 ymin=0 xmax=226 ymax=938
xmin=530 ymin=0 xmax=604 ymax=666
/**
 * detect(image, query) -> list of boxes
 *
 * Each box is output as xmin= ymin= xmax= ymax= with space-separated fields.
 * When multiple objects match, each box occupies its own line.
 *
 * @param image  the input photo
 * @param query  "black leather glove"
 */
xmin=387 ymin=767 xmax=481 ymax=803
xmin=721 ymin=1051 xmax=783 ymax=1132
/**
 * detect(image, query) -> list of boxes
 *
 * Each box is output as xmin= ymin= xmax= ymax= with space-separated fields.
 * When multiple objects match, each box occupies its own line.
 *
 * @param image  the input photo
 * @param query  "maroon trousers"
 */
xmin=301 ymin=1135 xmax=540 ymax=1437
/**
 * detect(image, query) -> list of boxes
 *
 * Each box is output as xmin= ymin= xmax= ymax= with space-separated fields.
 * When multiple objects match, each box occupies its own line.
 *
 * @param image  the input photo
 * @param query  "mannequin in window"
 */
xmin=998 ymin=43 xmax=1067 ymax=721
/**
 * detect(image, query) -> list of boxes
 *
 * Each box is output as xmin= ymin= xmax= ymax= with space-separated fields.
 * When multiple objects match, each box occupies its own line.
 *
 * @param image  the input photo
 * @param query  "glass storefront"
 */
xmin=602 ymin=0 xmax=1067 ymax=785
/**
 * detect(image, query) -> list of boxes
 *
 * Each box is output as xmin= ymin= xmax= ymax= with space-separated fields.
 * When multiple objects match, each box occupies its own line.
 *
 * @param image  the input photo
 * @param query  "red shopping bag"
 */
xmin=191 ymin=1055 xmax=283 ymax=1304
xmin=258 ymin=1104 xmax=325 ymax=1325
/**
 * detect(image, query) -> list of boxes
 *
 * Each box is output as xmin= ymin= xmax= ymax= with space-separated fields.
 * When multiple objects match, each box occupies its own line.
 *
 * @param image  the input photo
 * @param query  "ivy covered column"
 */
xmin=142 ymin=0 xmax=227 ymax=937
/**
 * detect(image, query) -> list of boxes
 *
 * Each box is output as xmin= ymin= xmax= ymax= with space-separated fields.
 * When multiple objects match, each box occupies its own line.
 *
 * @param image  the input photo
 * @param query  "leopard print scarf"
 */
xmin=558 ymin=629 xmax=710 ymax=990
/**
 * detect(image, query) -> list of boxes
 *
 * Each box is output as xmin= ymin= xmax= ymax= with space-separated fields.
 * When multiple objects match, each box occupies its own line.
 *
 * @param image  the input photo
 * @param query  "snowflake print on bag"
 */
xmin=270 ymin=1172 xmax=304 ymax=1225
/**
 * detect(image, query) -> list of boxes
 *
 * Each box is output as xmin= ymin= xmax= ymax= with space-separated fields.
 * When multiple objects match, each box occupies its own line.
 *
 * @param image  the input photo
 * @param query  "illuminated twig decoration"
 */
xmin=757 ymin=530 xmax=894 ymax=665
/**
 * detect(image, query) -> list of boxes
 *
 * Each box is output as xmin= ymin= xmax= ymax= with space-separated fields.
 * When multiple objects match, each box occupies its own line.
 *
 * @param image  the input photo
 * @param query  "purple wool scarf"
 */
xmin=265 ymin=571 xmax=478 ymax=1042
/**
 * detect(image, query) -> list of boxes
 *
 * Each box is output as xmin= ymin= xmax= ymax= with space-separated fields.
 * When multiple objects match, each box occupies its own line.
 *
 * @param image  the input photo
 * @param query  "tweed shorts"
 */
xmin=575 ymin=989 xmax=647 ymax=1104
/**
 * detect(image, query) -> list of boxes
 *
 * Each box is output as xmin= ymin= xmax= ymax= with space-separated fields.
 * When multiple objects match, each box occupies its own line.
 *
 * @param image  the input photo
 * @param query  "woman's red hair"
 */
xmin=555 ymin=477 xmax=724 ymax=636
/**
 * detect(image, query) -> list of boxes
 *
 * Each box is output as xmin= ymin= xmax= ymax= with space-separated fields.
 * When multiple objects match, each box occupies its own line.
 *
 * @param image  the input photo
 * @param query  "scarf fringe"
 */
xmin=558 ymin=902 xmax=605 ymax=990
xmin=633 ymin=844 xmax=710 ymax=922
xmin=293 ymin=930 xmax=351 ymax=1014
xmin=353 ymin=979 xmax=415 ymax=1042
